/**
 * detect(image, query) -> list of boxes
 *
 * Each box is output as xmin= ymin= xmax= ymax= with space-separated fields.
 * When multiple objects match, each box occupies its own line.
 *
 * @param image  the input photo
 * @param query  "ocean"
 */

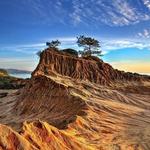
xmin=9 ymin=73 xmax=149 ymax=79
xmin=10 ymin=73 xmax=31 ymax=79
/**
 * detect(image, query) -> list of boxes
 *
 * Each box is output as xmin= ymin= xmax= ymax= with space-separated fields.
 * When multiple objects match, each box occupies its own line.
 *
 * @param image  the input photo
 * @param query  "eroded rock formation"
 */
xmin=0 ymin=48 xmax=150 ymax=150
xmin=33 ymin=48 xmax=149 ymax=84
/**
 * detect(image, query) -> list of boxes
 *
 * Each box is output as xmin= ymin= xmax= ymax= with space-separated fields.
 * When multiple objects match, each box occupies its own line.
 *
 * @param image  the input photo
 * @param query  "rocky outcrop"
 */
xmin=0 ymin=48 xmax=150 ymax=150
xmin=32 ymin=48 xmax=150 ymax=85
xmin=14 ymin=75 xmax=87 ymax=130
xmin=0 ymin=124 xmax=37 ymax=150
xmin=0 ymin=120 xmax=95 ymax=150
xmin=13 ymin=48 xmax=150 ymax=130
xmin=0 ymin=77 xmax=28 ymax=89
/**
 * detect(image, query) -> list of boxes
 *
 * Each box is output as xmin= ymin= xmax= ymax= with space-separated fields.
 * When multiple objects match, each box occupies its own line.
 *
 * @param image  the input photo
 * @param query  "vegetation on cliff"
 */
xmin=38 ymin=35 xmax=103 ymax=58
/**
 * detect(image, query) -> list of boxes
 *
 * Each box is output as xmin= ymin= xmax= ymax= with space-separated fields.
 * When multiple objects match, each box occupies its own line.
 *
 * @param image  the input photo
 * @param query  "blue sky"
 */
xmin=0 ymin=0 xmax=150 ymax=73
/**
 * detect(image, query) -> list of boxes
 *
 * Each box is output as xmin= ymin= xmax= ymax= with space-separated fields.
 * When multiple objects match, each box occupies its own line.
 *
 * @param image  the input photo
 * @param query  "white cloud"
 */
xmin=143 ymin=0 xmax=150 ymax=9
xmin=45 ymin=36 xmax=150 ymax=54
xmin=0 ymin=58 xmax=38 ymax=71
xmin=21 ymin=0 xmax=67 ymax=25
xmin=0 ymin=43 xmax=46 ymax=54
xmin=1 ymin=36 xmax=150 ymax=71
xmin=12 ymin=0 xmax=150 ymax=27
xmin=70 ymin=0 xmax=150 ymax=26
xmin=101 ymin=39 xmax=150 ymax=54
xmin=1 ymin=37 xmax=150 ymax=57
xmin=54 ymin=37 xmax=76 ymax=42
xmin=0 ymin=37 xmax=77 ymax=55
xmin=137 ymin=29 xmax=150 ymax=38
xmin=70 ymin=0 xmax=82 ymax=25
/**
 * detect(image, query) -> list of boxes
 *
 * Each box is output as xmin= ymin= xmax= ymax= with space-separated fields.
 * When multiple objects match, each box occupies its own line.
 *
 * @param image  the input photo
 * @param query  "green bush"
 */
xmin=62 ymin=49 xmax=78 ymax=57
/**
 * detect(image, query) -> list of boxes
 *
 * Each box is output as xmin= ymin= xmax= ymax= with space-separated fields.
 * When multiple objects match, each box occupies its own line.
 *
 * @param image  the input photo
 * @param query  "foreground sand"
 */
xmin=0 ymin=75 xmax=150 ymax=150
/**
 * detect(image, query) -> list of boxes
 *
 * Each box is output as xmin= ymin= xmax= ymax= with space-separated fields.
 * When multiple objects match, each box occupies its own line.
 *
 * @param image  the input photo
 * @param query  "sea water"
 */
xmin=10 ymin=73 xmax=31 ymax=79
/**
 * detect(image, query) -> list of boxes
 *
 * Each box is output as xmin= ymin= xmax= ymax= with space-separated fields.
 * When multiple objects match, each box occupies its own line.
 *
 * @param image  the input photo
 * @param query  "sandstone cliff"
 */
xmin=33 ymin=48 xmax=149 ymax=85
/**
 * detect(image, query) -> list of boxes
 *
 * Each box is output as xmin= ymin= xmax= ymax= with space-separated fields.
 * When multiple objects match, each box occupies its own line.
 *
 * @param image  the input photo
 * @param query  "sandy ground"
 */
xmin=0 ymin=75 xmax=150 ymax=150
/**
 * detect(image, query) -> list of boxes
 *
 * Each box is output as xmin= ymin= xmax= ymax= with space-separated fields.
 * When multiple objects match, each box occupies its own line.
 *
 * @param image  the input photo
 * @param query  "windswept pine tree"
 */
xmin=77 ymin=35 xmax=102 ymax=57
xmin=46 ymin=40 xmax=61 ymax=48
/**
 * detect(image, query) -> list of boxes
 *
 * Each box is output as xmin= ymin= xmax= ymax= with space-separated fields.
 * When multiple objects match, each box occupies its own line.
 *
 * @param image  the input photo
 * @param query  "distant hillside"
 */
xmin=0 ymin=69 xmax=8 ymax=76
xmin=0 ymin=69 xmax=28 ymax=89
xmin=5 ymin=69 xmax=31 ymax=74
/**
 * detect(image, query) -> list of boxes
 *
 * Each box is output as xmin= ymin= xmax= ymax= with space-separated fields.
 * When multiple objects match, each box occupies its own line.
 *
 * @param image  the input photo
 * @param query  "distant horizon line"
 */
xmin=3 ymin=68 xmax=150 ymax=76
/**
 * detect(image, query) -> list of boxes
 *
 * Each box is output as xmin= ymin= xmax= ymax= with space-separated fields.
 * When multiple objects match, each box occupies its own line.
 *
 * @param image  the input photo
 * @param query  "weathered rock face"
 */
xmin=0 ymin=48 xmax=150 ymax=150
xmin=0 ymin=124 xmax=37 ymax=150
xmin=32 ymin=48 xmax=149 ymax=85
xmin=14 ymin=75 xmax=87 ymax=130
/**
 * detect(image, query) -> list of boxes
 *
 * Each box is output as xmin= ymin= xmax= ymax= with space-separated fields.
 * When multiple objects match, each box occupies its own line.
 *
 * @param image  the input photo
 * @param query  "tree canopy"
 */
xmin=77 ymin=35 xmax=102 ymax=56
xmin=46 ymin=40 xmax=61 ymax=48
xmin=37 ymin=36 xmax=103 ymax=58
xmin=62 ymin=49 xmax=78 ymax=57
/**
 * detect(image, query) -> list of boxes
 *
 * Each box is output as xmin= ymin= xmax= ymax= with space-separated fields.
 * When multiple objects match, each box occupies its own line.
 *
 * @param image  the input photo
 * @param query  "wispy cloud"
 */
xmin=10 ymin=0 xmax=150 ymax=27
xmin=70 ymin=0 xmax=150 ymax=26
xmin=46 ymin=37 xmax=150 ymax=54
xmin=1 ymin=37 xmax=150 ymax=71
xmin=143 ymin=0 xmax=150 ymax=9
xmin=137 ymin=29 xmax=150 ymax=38
xmin=101 ymin=39 xmax=150 ymax=54
xmin=1 ymin=37 xmax=76 ymax=54
xmin=20 ymin=0 xmax=67 ymax=25
xmin=0 ymin=43 xmax=46 ymax=54
xmin=1 ymin=37 xmax=150 ymax=56
xmin=0 ymin=57 xmax=38 ymax=71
